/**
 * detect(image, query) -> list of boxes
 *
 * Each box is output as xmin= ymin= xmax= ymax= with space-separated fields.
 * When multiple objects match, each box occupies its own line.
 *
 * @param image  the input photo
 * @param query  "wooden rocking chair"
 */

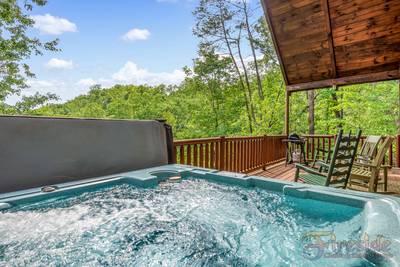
xmin=348 ymin=136 xmax=393 ymax=192
xmin=294 ymin=129 xmax=362 ymax=188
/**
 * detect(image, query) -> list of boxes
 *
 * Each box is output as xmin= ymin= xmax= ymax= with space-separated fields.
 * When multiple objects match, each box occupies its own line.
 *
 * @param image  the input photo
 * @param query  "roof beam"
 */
xmin=261 ymin=0 xmax=289 ymax=85
xmin=287 ymin=69 xmax=400 ymax=92
xmin=321 ymin=0 xmax=337 ymax=78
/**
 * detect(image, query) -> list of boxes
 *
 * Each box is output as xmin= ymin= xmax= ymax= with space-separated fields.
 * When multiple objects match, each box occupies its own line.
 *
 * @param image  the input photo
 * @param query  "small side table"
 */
xmin=282 ymin=138 xmax=307 ymax=165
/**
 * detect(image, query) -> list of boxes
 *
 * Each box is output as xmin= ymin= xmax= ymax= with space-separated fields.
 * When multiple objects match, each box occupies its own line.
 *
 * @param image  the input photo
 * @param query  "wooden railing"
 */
xmin=173 ymin=135 xmax=286 ymax=173
xmin=302 ymin=134 xmax=335 ymax=163
xmin=301 ymin=134 xmax=399 ymax=167
xmin=173 ymin=133 xmax=400 ymax=173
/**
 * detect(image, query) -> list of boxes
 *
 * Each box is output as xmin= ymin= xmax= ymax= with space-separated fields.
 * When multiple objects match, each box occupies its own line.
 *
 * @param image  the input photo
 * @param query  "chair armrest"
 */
xmin=315 ymin=161 xmax=329 ymax=169
xmin=356 ymin=155 xmax=372 ymax=160
xmin=295 ymin=163 xmax=328 ymax=177
xmin=355 ymin=157 xmax=373 ymax=166
xmin=381 ymin=164 xmax=392 ymax=169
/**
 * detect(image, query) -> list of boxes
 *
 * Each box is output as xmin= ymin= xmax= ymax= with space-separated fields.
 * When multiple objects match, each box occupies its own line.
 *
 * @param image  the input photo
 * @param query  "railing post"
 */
xmin=219 ymin=136 xmax=226 ymax=170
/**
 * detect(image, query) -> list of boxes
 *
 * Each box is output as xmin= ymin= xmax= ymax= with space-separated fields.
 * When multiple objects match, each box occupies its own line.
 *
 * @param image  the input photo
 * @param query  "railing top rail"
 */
xmin=301 ymin=134 xmax=335 ymax=138
xmin=174 ymin=135 xmax=286 ymax=145
xmin=174 ymin=137 xmax=222 ymax=145
xmin=226 ymin=135 xmax=285 ymax=141
xmin=300 ymin=135 xmax=397 ymax=141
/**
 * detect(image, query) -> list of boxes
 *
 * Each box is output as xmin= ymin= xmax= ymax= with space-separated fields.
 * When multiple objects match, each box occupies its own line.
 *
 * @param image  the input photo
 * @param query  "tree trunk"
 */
xmin=209 ymin=87 xmax=219 ymax=131
xmin=308 ymin=90 xmax=315 ymax=134
xmin=236 ymin=37 xmax=257 ymax=125
xmin=267 ymin=80 xmax=284 ymax=129
xmin=218 ymin=3 xmax=253 ymax=133
xmin=242 ymin=0 xmax=264 ymax=100
xmin=331 ymin=86 xmax=342 ymax=129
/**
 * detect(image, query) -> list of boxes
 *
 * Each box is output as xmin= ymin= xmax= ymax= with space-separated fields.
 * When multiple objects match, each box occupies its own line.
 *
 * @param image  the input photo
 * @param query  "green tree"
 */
xmin=191 ymin=44 xmax=234 ymax=132
xmin=193 ymin=0 xmax=256 ymax=133
xmin=0 ymin=0 xmax=58 ymax=101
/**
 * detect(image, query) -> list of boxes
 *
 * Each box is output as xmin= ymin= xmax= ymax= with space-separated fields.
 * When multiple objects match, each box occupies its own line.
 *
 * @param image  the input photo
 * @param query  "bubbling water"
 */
xmin=0 ymin=178 xmax=370 ymax=266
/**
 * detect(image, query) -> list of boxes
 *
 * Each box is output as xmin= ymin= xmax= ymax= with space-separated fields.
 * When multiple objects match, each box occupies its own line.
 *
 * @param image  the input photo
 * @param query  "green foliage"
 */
xmin=0 ymin=0 xmax=58 ymax=100
xmin=288 ymin=81 xmax=399 ymax=135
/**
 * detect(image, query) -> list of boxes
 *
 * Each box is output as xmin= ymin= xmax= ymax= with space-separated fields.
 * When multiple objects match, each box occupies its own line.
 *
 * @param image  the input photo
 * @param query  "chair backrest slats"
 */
xmin=325 ymin=129 xmax=362 ymax=187
xmin=359 ymin=135 xmax=381 ymax=160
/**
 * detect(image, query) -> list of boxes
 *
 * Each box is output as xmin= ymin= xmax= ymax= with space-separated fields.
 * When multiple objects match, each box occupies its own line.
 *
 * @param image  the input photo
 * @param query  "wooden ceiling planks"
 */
xmin=262 ymin=0 xmax=400 ymax=92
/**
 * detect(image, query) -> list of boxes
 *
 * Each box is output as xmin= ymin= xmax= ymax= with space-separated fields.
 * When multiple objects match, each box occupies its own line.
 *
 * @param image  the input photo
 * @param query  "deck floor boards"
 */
xmin=250 ymin=161 xmax=400 ymax=195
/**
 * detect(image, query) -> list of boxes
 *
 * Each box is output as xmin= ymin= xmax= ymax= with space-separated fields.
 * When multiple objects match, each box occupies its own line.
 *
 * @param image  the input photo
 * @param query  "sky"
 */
xmin=8 ymin=0 xmax=200 ymax=104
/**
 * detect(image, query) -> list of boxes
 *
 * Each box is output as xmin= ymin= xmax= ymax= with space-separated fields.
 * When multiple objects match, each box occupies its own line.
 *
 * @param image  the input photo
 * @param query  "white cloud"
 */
xmin=76 ymin=61 xmax=185 ymax=89
xmin=6 ymin=79 xmax=59 ymax=105
xmin=45 ymin=58 xmax=74 ymax=70
xmin=26 ymin=80 xmax=54 ymax=88
xmin=122 ymin=28 xmax=150 ymax=42
xmin=112 ymin=61 xmax=185 ymax=86
xmin=6 ymin=61 xmax=185 ymax=105
xmin=32 ymin=14 xmax=77 ymax=35
xmin=76 ymin=78 xmax=97 ymax=87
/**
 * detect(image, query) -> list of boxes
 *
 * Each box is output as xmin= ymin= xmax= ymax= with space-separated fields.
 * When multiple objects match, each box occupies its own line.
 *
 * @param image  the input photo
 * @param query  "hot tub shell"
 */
xmin=1 ymin=164 xmax=399 ymax=266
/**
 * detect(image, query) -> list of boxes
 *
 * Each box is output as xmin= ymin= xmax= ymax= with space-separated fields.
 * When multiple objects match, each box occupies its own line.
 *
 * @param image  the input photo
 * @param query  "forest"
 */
xmin=1 ymin=0 xmax=399 ymax=140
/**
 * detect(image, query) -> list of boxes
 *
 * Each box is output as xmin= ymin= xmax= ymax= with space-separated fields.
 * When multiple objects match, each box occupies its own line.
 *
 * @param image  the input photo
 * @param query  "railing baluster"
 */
xmin=214 ymin=140 xmax=219 ymax=169
xmin=186 ymin=145 xmax=192 ymax=165
xmin=311 ymin=137 xmax=315 ymax=160
xmin=328 ymin=137 xmax=332 ymax=157
xmin=179 ymin=145 xmax=184 ymax=164
xmin=199 ymin=144 xmax=204 ymax=167
xmin=245 ymin=140 xmax=249 ymax=172
xmin=230 ymin=141 xmax=233 ymax=171
xmin=205 ymin=143 xmax=209 ymax=168
xmin=211 ymin=142 xmax=215 ymax=169
xmin=239 ymin=140 xmax=243 ymax=172
xmin=193 ymin=144 xmax=198 ymax=167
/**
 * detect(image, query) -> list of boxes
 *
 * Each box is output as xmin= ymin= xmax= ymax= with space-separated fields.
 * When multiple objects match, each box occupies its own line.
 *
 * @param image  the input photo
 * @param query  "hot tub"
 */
xmin=1 ymin=164 xmax=399 ymax=266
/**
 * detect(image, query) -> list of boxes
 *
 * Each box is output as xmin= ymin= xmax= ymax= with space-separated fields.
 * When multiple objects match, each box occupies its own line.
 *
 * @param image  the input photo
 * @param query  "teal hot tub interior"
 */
xmin=0 ymin=164 xmax=399 ymax=266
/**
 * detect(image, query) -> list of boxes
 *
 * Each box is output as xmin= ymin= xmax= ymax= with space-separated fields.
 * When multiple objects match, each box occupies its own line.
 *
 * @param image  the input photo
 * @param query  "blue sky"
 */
xmin=8 ymin=0 xmax=200 ymax=103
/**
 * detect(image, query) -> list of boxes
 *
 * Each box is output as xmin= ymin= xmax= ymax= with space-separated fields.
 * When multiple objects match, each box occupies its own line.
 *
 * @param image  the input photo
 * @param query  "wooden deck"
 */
xmin=251 ymin=162 xmax=296 ymax=181
xmin=250 ymin=161 xmax=400 ymax=195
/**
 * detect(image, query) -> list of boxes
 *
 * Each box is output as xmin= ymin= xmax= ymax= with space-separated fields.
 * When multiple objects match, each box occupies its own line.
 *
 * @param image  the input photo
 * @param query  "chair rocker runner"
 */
xmin=294 ymin=129 xmax=362 ymax=188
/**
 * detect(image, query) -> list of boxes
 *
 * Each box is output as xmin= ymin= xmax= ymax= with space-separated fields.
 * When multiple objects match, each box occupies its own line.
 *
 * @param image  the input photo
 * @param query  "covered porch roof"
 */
xmin=261 ymin=0 xmax=400 ymax=92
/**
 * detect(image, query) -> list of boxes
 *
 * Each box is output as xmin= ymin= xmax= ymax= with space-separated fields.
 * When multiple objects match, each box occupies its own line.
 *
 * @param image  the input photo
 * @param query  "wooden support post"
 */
xmin=285 ymin=90 xmax=290 ymax=136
